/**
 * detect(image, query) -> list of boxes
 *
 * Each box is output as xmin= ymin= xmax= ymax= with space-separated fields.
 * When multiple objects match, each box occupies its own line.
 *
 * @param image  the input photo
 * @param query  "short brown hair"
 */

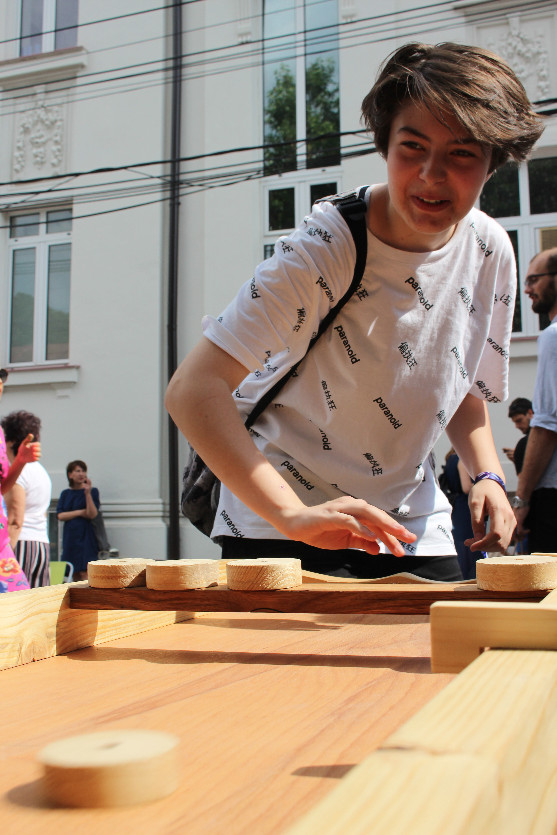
xmin=1 ymin=410 xmax=41 ymax=455
xmin=66 ymin=459 xmax=87 ymax=484
xmin=362 ymin=42 xmax=544 ymax=173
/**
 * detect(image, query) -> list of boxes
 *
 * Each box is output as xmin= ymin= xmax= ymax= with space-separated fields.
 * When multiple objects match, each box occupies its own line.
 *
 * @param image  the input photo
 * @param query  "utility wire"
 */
xmin=1 ymin=0 xmax=548 ymax=108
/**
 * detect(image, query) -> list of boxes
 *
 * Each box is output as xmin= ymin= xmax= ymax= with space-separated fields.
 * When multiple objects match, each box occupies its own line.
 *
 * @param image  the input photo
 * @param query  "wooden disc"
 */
xmin=476 ymin=555 xmax=557 ymax=592
xmin=39 ymin=729 xmax=179 ymax=808
xmin=226 ymin=558 xmax=302 ymax=590
xmin=87 ymin=558 xmax=153 ymax=588
xmin=146 ymin=559 xmax=219 ymax=590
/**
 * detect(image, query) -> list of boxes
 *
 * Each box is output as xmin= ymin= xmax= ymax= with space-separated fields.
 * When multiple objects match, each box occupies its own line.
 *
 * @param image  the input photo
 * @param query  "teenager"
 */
xmin=167 ymin=42 xmax=543 ymax=579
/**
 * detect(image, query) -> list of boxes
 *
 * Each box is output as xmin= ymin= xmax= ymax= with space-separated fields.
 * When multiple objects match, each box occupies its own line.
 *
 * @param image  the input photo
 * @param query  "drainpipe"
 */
xmin=166 ymin=0 xmax=182 ymax=558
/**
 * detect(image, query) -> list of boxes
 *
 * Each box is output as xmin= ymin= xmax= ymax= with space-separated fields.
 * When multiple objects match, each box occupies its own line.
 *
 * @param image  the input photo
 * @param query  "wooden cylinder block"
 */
xmin=226 ymin=558 xmax=302 ymax=590
xmin=87 ymin=559 xmax=153 ymax=588
xmin=146 ymin=559 xmax=219 ymax=590
xmin=477 ymin=555 xmax=557 ymax=592
xmin=39 ymin=729 xmax=179 ymax=808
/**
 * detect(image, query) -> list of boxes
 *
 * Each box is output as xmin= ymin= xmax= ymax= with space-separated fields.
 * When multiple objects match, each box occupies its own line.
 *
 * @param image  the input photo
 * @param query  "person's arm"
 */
xmin=5 ymin=483 xmax=25 ymax=549
xmin=446 ymin=393 xmax=515 ymax=552
xmin=456 ymin=458 xmax=473 ymax=496
xmin=166 ymin=337 xmax=416 ymax=555
xmin=83 ymin=479 xmax=98 ymax=519
xmin=1 ymin=435 xmax=40 ymax=495
xmin=514 ymin=426 xmax=557 ymax=537
xmin=57 ymin=508 xmax=87 ymax=521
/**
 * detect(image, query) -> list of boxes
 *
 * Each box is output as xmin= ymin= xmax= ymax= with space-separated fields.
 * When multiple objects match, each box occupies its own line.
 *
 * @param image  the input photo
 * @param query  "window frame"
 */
xmin=7 ymin=206 xmax=72 ymax=366
xmin=262 ymin=0 xmax=340 ymax=175
xmin=480 ymin=153 xmax=557 ymax=338
xmin=19 ymin=0 xmax=78 ymax=57
xmin=263 ymin=172 xmax=340 ymax=257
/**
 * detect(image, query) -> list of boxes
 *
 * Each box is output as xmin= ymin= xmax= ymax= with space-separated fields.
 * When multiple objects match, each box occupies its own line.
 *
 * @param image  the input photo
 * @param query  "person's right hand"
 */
xmin=276 ymin=496 xmax=417 ymax=557
xmin=16 ymin=434 xmax=41 ymax=464
xmin=502 ymin=447 xmax=515 ymax=463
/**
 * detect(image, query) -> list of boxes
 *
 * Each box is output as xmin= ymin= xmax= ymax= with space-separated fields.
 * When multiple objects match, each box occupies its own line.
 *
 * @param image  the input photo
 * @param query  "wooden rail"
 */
xmin=69 ymin=582 xmax=547 ymax=616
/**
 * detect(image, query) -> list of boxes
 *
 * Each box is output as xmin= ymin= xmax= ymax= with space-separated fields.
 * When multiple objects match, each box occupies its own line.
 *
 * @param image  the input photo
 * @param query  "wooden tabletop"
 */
xmin=0 ymin=611 xmax=453 ymax=834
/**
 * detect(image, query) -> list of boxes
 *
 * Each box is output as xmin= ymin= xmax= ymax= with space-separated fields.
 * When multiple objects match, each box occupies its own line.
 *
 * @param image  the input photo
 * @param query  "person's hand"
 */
xmin=16 ymin=434 xmax=41 ymax=464
xmin=83 ymin=477 xmax=92 ymax=494
xmin=513 ymin=504 xmax=530 ymax=540
xmin=502 ymin=447 xmax=515 ymax=463
xmin=276 ymin=496 xmax=417 ymax=557
xmin=464 ymin=479 xmax=516 ymax=552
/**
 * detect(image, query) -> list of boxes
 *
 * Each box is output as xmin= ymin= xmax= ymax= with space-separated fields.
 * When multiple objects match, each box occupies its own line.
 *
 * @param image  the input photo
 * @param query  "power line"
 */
xmin=2 ymin=0 xmax=548 ymax=110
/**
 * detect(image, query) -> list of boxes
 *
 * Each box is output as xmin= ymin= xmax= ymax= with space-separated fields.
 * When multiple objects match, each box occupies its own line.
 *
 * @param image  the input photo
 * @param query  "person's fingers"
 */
xmin=338 ymin=506 xmax=414 ymax=557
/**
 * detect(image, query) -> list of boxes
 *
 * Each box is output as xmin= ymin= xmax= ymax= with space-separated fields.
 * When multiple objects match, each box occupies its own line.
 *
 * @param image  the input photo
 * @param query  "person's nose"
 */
xmin=419 ymin=151 xmax=447 ymax=184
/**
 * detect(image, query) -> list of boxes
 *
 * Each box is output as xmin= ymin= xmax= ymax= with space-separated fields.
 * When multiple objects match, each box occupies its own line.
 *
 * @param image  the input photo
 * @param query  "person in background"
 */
xmin=503 ymin=398 xmax=533 ymax=475
xmin=2 ymin=410 xmax=52 ymax=587
xmin=0 ymin=369 xmax=38 ymax=593
xmin=440 ymin=449 xmax=479 ymax=579
xmin=514 ymin=249 xmax=557 ymax=553
xmin=56 ymin=460 xmax=99 ymax=581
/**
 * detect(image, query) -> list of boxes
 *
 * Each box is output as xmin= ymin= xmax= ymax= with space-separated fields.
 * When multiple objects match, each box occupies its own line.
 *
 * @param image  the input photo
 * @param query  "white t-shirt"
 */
xmin=531 ymin=315 xmax=557 ymax=490
xmin=16 ymin=461 xmax=52 ymax=542
xmin=203 ymin=186 xmax=515 ymax=554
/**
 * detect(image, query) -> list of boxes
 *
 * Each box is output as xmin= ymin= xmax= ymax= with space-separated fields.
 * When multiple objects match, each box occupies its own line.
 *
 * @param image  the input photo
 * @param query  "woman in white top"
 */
xmin=2 ymin=411 xmax=52 ymax=587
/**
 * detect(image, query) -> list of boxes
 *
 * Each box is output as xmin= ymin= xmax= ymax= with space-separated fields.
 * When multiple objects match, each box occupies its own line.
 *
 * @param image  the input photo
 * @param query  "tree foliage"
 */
xmin=264 ymin=57 xmax=340 ymax=175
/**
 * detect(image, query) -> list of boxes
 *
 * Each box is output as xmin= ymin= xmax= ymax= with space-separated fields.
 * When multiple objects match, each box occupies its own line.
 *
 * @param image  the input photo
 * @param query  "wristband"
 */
xmin=473 ymin=471 xmax=507 ymax=495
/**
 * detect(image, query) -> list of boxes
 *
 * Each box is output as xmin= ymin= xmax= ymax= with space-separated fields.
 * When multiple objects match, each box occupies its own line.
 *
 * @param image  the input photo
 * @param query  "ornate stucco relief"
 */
xmin=478 ymin=14 xmax=552 ymax=102
xmin=12 ymin=86 xmax=65 ymax=180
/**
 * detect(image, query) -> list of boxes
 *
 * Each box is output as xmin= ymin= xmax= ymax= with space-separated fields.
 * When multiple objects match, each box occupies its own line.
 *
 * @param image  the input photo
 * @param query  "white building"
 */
xmin=0 ymin=1 xmax=555 ymax=561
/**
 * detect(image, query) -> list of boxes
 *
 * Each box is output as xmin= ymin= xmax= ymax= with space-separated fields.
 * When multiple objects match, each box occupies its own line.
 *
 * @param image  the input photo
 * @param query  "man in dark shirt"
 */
xmin=503 ymin=397 xmax=533 ymax=475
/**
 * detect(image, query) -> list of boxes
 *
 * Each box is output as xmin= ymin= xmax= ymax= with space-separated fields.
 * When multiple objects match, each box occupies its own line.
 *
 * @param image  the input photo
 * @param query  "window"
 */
xmin=20 ymin=0 xmax=78 ymax=57
xmin=263 ymin=0 xmax=340 ymax=174
xmin=8 ymin=208 xmax=72 ymax=364
xmin=479 ymin=156 xmax=557 ymax=336
xmin=264 ymin=177 xmax=337 ymax=258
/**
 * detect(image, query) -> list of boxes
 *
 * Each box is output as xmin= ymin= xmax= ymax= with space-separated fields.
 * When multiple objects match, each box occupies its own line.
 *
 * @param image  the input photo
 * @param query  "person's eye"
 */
xmin=453 ymin=148 xmax=478 ymax=158
xmin=401 ymin=140 xmax=423 ymax=151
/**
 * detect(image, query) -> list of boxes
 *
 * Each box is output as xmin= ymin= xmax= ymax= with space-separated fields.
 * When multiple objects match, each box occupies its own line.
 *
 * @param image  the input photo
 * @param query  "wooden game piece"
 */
xmin=226 ymin=558 xmax=302 ymax=590
xmin=39 ymin=729 xmax=179 ymax=807
xmin=476 ymin=555 xmax=557 ymax=592
xmin=87 ymin=558 xmax=154 ymax=588
xmin=146 ymin=559 xmax=219 ymax=590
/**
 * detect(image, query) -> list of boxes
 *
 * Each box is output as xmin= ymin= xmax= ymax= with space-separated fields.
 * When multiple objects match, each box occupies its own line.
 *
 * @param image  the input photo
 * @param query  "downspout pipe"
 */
xmin=166 ymin=0 xmax=182 ymax=558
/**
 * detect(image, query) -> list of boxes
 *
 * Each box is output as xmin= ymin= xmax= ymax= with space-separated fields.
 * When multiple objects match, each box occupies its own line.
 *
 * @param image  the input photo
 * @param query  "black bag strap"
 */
xmin=245 ymin=185 xmax=369 ymax=430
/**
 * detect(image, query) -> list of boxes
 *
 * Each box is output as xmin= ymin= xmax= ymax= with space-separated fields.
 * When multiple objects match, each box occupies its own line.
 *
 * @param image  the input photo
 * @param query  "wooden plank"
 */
xmin=0 ymin=613 xmax=451 ymax=834
xmin=431 ymin=588 xmax=557 ymax=674
xmin=288 ymin=648 xmax=557 ymax=834
xmin=0 ymin=581 xmax=195 ymax=672
xmin=69 ymin=582 xmax=547 ymax=615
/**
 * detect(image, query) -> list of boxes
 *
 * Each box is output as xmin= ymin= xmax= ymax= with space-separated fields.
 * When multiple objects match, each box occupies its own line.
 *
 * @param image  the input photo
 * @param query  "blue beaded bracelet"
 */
xmin=473 ymin=471 xmax=507 ymax=494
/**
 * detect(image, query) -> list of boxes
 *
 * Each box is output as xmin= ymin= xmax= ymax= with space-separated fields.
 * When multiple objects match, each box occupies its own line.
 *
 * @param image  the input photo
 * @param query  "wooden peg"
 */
xmin=226 ymin=558 xmax=302 ymax=590
xmin=88 ymin=559 xmax=155 ymax=588
xmin=146 ymin=559 xmax=219 ymax=590
xmin=39 ymin=729 xmax=179 ymax=807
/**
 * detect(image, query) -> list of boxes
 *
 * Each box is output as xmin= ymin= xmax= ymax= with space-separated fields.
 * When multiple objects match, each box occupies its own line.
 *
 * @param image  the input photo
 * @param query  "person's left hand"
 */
xmin=464 ymin=478 xmax=516 ymax=552
xmin=513 ymin=504 xmax=530 ymax=540
xmin=16 ymin=434 xmax=41 ymax=464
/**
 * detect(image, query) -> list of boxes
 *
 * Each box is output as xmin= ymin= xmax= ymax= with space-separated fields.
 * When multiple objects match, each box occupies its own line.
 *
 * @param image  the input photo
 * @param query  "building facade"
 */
xmin=0 ymin=1 xmax=555 ymax=560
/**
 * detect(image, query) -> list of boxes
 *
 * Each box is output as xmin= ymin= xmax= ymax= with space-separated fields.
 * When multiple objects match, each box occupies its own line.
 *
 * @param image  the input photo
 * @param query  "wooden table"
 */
xmin=2 ymin=577 xmax=557 ymax=833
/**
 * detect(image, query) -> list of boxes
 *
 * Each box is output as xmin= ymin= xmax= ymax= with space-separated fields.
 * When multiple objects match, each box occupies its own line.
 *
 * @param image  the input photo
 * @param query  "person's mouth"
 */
xmin=412 ymin=195 xmax=450 ymax=211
